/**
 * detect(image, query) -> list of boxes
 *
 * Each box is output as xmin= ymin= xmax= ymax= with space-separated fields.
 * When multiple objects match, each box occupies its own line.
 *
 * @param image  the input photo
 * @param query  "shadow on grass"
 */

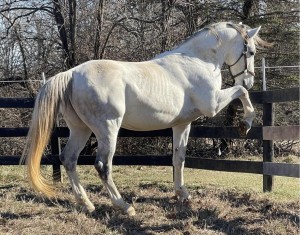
xmin=90 ymin=188 xmax=275 ymax=235
xmin=218 ymin=189 xmax=300 ymax=229
xmin=91 ymin=203 xmax=186 ymax=235
xmin=88 ymin=192 xmax=184 ymax=235
xmin=193 ymin=207 xmax=265 ymax=235
xmin=0 ymin=211 xmax=41 ymax=227
xmin=0 ymin=185 xmax=15 ymax=190
xmin=0 ymin=212 xmax=38 ymax=220
xmin=10 ymin=184 xmax=298 ymax=234
xmin=85 ymin=184 xmax=104 ymax=193
xmin=15 ymin=187 xmax=73 ymax=210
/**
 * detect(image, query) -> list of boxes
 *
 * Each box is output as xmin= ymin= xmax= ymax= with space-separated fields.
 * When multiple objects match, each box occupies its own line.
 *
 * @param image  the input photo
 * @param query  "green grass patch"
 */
xmin=1 ymin=165 xmax=299 ymax=235
xmin=1 ymin=165 xmax=298 ymax=203
xmin=183 ymin=168 xmax=300 ymax=202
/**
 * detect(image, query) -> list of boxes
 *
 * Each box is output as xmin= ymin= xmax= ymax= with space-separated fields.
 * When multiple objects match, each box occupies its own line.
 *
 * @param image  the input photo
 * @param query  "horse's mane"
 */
xmin=199 ymin=22 xmax=273 ymax=49
xmin=226 ymin=22 xmax=274 ymax=49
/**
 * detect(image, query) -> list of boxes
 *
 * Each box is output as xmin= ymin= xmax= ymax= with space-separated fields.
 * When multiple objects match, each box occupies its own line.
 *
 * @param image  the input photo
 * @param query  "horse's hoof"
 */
xmin=182 ymin=198 xmax=191 ymax=206
xmin=175 ymin=193 xmax=191 ymax=204
xmin=76 ymin=204 xmax=96 ymax=214
xmin=175 ymin=186 xmax=190 ymax=202
xmin=238 ymin=121 xmax=250 ymax=138
xmin=86 ymin=205 xmax=96 ymax=214
xmin=126 ymin=206 xmax=136 ymax=216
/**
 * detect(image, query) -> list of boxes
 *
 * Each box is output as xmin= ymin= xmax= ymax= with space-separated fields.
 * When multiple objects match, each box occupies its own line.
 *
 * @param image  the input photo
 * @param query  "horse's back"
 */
xmin=67 ymin=59 xmax=185 ymax=130
xmin=67 ymin=57 xmax=218 ymax=131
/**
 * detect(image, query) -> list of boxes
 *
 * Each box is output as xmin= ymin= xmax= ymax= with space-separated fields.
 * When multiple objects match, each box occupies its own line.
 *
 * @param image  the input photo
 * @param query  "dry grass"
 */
xmin=0 ymin=165 xmax=299 ymax=235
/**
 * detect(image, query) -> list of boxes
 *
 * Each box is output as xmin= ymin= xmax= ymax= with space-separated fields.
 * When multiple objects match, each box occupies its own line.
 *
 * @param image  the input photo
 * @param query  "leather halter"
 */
xmin=227 ymin=38 xmax=255 ymax=80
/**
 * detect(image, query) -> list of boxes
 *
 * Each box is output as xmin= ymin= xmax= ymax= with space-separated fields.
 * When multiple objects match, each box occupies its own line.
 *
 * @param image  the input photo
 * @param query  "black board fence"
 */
xmin=0 ymin=87 xmax=299 ymax=192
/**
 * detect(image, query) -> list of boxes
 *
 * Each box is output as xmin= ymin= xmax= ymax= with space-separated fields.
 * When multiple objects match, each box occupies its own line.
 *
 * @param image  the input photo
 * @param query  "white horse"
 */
xmin=21 ymin=22 xmax=271 ymax=216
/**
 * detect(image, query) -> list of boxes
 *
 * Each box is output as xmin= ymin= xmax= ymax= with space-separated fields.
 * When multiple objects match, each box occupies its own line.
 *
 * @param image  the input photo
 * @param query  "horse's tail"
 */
xmin=20 ymin=70 xmax=73 ymax=197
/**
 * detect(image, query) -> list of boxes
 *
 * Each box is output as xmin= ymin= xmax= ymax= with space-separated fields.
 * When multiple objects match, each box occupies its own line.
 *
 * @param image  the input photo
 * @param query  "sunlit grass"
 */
xmin=1 ymin=165 xmax=299 ymax=203
xmin=1 ymin=164 xmax=299 ymax=235
xmin=184 ymin=168 xmax=300 ymax=202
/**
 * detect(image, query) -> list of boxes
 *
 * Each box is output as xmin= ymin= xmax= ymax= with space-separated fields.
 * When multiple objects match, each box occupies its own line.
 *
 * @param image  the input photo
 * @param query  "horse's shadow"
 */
xmin=12 ymin=186 xmax=296 ymax=235
xmin=91 ymin=198 xmax=187 ymax=235
xmin=15 ymin=187 xmax=74 ymax=210
xmin=90 ymin=192 xmax=275 ymax=235
xmin=0 ymin=212 xmax=36 ymax=220
xmin=0 ymin=187 xmax=73 ymax=225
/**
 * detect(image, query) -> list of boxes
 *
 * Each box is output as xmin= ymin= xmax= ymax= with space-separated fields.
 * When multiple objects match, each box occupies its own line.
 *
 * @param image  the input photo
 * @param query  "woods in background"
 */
xmin=0 ymin=0 xmax=298 ymax=85
xmin=0 ymin=0 xmax=299 ymax=157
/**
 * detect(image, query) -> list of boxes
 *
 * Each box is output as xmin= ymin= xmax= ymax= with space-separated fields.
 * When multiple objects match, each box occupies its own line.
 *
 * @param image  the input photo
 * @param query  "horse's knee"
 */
xmin=94 ymin=161 xmax=109 ymax=181
xmin=173 ymin=149 xmax=186 ymax=167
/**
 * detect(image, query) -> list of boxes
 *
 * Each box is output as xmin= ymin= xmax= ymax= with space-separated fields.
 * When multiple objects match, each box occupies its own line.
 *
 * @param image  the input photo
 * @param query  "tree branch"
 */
xmin=0 ymin=6 xmax=53 ymax=15
xmin=99 ymin=15 xmax=165 ymax=59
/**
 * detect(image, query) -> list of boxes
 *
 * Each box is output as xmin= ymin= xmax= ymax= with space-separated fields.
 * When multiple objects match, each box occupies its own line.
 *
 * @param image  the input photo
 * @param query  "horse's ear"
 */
xmin=247 ymin=26 xmax=261 ymax=39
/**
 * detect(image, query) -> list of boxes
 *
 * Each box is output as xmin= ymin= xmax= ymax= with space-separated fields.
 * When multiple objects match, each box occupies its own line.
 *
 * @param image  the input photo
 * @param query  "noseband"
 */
xmin=227 ymin=38 xmax=255 ymax=80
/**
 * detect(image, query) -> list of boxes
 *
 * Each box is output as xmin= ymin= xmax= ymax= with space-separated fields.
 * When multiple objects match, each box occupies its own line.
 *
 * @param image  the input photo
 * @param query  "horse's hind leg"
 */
xmin=172 ymin=123 xmax=191 ymax=202
xmin=60 ymin=117 xmax=95 ymax=213
xmin=93 ymin=120 xmax=136 ymax=216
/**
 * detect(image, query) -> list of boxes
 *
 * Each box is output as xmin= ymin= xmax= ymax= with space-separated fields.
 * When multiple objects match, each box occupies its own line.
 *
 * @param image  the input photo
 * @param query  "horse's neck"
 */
xmin=172 ymin=31 xmax=230 ymax=68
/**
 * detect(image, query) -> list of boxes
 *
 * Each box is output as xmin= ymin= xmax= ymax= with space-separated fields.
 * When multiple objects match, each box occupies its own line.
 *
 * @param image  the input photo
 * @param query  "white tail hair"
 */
xmin=20 ymin=71 xmax=72 ymax=197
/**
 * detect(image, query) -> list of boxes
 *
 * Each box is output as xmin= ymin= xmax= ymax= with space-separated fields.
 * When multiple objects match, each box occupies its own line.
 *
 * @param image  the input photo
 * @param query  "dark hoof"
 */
xmin=238 ymin=121 xmax=250 ymax=138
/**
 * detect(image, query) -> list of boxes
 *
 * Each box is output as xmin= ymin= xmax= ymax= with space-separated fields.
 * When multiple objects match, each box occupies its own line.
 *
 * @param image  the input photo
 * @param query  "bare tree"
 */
xmin=93 ymin=0 xmax=105 ymax=59
xmin=52 ymin=0 xmax=76 ymax=68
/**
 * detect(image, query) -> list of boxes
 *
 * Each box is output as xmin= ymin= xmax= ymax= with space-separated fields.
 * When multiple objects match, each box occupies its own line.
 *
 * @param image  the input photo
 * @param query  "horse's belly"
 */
xmin=122 ymin=103 xmax=201 ymax=131
xmin=122 ymin=108 xmax=177 ymax=131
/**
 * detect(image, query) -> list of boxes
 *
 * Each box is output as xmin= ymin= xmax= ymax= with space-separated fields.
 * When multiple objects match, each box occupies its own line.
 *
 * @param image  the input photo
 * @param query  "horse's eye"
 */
xmin=249 ymin=51 xmax=255 ymax=56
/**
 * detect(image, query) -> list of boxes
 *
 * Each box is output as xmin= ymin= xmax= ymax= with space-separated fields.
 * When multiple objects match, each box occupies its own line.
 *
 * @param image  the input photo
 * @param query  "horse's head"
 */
xmin=225 ymin=25 xmax=261 ymax=90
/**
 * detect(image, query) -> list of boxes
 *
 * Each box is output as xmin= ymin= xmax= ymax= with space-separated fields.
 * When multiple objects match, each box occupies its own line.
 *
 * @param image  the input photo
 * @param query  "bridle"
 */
xmin=227 ymin=36 xmax=255 ymax=80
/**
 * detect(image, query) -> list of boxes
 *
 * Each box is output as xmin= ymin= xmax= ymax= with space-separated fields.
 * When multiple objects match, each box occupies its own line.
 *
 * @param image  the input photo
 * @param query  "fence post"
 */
xmin=262 ymin=58 xmax=266 ymax=91
xmin=263 ymin=104 xmax=274 ymax=191
xmin=51 ymin=128 xmax=62 ymax=182
xmin=262 ymin=58 xmax=274 ymax=192
xmin=42 ymin=73 xmax=62 ymax=183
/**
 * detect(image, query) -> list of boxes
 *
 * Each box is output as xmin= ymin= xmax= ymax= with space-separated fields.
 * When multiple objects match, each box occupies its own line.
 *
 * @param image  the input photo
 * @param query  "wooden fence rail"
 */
xmin=1 ymin=87 xmax=299 ymax=192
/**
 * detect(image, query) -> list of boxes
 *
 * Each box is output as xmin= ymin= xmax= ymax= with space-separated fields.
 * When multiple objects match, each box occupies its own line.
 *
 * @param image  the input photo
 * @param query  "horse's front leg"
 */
xmin=172 ymin=123 xmax=191 ymax=202
xmin=214 ymin=86 xmax=255 ymax=137
xmin=236 ymin=88 xmax=256 ymax=137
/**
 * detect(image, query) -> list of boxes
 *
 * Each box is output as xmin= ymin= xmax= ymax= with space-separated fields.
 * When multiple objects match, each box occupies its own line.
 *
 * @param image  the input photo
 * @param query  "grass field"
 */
xmin=0 ymin=165 xmax=299 ymax=234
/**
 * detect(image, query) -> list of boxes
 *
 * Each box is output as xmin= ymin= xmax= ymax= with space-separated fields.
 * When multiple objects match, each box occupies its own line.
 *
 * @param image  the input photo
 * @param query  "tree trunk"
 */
xmin=68 ymin=0 xmax=77 ymax=66
xmin=160 ymin=0 xmax=168 ymax=53
xmin=94 ymin=0 xmax=105 ymax=59
xmin=52 ymin=0 xmax=73 ymax=68
xmin=13 ymin=28 xmax=35 ymax=97
xmin=243 ymin=0 xmax=254 ymax=19
xmin=175 ymin=1 xmax=198 ymax=37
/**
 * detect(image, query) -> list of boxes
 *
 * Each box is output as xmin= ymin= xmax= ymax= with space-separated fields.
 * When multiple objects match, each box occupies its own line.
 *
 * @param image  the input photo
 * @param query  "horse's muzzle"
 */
xmin=243 ymin=78 xmax=254 ymax=90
